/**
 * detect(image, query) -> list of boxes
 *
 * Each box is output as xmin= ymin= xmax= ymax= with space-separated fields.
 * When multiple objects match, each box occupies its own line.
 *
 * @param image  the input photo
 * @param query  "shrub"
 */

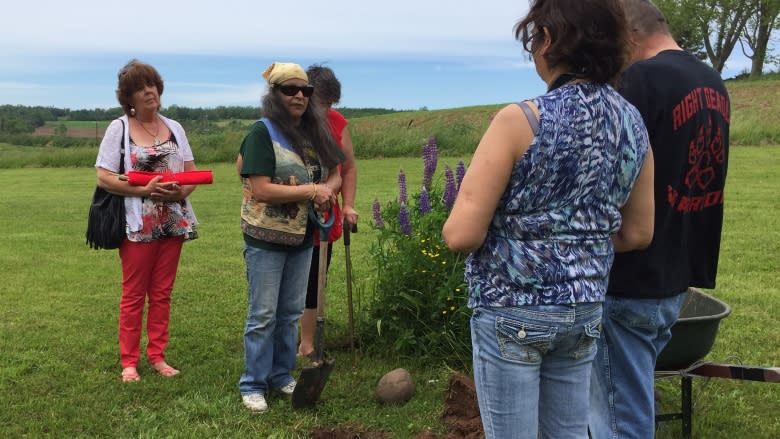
xmin=365 ymin=136 xmax=472 ymax=368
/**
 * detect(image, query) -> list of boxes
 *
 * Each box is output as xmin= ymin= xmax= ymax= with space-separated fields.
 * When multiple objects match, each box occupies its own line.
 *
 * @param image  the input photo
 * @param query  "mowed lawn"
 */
xmin=0 ymin=148 xmax=777 ymax=438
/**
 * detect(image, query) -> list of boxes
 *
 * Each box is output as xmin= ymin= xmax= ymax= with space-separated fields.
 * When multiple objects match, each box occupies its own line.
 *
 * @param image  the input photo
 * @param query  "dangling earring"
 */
xmin=129 ymin=106 xmax=136 ymax=117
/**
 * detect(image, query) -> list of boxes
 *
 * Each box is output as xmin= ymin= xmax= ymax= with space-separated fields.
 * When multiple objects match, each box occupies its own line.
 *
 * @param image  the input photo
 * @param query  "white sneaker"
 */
xmin=277 ymin=380 xmax=296 ymax=396
xmin=241 ymin=393 xmax=268 ymax=413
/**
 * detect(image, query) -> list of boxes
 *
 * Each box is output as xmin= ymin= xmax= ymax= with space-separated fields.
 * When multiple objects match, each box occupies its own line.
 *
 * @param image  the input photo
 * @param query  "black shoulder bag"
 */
xmin=86 ymin=119 xmax=127 ymax=250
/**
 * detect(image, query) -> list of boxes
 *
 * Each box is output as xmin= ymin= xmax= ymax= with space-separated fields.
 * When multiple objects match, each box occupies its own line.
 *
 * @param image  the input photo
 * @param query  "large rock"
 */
xmin=375 ymin=368 xmax=415 ymax=404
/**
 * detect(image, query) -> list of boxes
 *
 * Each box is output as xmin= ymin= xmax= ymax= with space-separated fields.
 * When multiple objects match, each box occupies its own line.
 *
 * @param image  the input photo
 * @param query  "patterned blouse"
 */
xmin=466 ymin=83 xmax=649 ymax=308
xmin=127 ymin=136 xmax=197 ymax=242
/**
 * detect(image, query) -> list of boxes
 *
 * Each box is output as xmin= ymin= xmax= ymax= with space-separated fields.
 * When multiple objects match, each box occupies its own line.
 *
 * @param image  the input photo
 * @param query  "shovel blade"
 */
xmin=291 ymin=359 xmax=336 ymax=409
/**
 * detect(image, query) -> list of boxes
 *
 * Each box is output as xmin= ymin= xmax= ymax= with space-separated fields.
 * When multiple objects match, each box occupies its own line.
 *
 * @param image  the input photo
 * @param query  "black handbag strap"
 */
xmin=119 ymin=119 xmax=126 ymax=174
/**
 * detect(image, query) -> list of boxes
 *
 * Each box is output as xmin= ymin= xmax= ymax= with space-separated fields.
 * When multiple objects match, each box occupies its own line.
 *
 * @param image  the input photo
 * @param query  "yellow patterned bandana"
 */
xmin=262 ymin=62 xmax=308 ymax=85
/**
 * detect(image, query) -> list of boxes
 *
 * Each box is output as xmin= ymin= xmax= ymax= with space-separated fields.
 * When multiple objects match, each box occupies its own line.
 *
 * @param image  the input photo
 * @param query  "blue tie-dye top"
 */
xmin=466 ymin=83 xmax=649 ymax=308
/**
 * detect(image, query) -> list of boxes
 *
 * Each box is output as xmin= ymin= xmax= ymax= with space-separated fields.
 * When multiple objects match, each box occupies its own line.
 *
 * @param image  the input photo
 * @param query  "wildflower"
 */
xmin=399 ymin=203 xmax=411 ymax=236
xmin=372 ymin=198 xmax=384 ymax=228
xmin=419 ymin=186 xmax=431 ymax=216
xmin=422 ymin=136 xmax=439 ymax=190
xmin=456 ymin=160 xmax=466 ymax=189
xmin=398 ymin=169 xmax=408 ymax=204
xmin=443 ymin=165 xmax=456 ymax=209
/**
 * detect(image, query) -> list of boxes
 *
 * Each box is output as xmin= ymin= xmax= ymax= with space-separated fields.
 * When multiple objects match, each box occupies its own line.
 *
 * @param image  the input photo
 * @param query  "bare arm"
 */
xmin=339 ymin=127 xmax=358 ymax=226
xmin=443 ymin=103 xmax=536 ymax=253
xmin=247 ymin=175 xmax=334 ymax=206
xmin=612 ymin=147 xmax=655 ymax=252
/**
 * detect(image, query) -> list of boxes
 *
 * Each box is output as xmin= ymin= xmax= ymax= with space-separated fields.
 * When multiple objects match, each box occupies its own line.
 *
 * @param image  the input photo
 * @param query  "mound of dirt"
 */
xmin=311 ymin=429 xmax=392 ymax=439
xmin=413 ymin=373 xmax=484 ymax=439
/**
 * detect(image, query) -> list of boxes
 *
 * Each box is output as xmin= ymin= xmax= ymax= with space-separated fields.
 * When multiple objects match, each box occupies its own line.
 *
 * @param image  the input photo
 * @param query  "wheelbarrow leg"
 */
xmin=681 ymin=375 xmax=693 ymax=438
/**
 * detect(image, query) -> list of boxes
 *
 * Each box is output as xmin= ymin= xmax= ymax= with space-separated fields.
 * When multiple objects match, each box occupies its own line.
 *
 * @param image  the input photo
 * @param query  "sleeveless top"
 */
xmin=466 ymin=83 xmax=649 ymax=308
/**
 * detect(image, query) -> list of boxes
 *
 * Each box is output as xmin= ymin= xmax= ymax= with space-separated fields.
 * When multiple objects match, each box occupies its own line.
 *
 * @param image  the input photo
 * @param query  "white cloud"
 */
xmin=0 ymin=0 xmax=527 ymax=58
xmin=0 ymin=81 xmax=44 ymax=90
xmin=164 ymin=82 xmax=265 ymax=107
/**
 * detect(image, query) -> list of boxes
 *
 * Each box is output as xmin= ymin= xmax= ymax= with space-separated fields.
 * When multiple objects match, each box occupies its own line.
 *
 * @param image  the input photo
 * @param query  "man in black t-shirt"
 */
xmin=589 ymin=2 xmax=730 ymax=438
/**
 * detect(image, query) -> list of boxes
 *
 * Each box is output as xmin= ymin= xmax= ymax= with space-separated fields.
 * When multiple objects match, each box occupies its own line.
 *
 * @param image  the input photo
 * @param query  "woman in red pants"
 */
xmin=94 ymin=59 xmax=200 ymax=382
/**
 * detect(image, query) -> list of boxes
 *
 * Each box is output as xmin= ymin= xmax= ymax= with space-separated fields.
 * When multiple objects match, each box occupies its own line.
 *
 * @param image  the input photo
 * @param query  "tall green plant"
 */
xmin=365 ymin=136 xmax=472 ymax=368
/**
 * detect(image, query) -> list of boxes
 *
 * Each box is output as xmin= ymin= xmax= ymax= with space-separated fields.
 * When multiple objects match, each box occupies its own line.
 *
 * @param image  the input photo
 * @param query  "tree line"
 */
xmin=0 ymin=104 xmax=401 ymax=135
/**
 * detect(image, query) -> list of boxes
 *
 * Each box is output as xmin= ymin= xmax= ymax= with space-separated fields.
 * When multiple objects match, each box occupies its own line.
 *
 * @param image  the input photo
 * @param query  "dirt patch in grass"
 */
xmin=413 ymin=373 xmax=484 ymax=439
xmin=311 ymin=373 xmax=484 ymax=439
xmin=33 ymin=127 xmax=105 ymax=138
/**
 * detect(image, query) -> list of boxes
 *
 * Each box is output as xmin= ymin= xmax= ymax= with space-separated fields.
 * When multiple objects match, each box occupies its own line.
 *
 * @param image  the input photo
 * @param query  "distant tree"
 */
xmin=702 ymin=0 xmax=758 ymax=72
xmin=658 ymin=0 xmax=757 ymax=73
xmin=657 ymin=0 xmax=709 ymax=59
xmin=739 ymin=0 xmax=780 ymax=77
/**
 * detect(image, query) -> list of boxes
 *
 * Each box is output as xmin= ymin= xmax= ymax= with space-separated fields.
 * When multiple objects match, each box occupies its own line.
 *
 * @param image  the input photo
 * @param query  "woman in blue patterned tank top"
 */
xmin=443 ymin=1 xmax=655 ymax=438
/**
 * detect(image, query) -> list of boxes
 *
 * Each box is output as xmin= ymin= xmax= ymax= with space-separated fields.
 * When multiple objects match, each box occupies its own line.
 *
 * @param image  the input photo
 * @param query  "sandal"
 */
xmin=151 ymin=362 xmax=180 ymax=377
xmin=121 ymin=367 xmax=141 ymax=382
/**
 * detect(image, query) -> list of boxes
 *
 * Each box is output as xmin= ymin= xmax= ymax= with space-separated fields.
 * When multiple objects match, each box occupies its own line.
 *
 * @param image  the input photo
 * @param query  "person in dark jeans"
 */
xmin=589 ymin=1 xmax=730 ymax=438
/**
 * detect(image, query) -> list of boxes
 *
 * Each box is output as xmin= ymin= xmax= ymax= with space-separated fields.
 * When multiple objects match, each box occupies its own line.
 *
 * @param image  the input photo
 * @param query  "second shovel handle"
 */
xmin=343 ymin=219 xmax=357 ymax=246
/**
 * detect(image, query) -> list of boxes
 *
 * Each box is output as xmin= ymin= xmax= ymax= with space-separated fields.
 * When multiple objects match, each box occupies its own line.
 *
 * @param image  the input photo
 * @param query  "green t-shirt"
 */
xmin=239 ymin=121 xmax=317 ymax=251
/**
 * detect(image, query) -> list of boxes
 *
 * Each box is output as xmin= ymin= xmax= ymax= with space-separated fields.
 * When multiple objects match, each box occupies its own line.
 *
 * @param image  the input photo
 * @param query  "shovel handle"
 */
xmin=343 ymin=218 xmax=357 ymax=246
xmin=308 ymin=204 xmax=335 ymax=242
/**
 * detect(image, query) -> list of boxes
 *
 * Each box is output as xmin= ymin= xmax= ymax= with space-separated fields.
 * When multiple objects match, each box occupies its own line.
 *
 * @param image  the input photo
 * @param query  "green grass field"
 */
xmin=0 ymin=148 xmax=778 ymax=438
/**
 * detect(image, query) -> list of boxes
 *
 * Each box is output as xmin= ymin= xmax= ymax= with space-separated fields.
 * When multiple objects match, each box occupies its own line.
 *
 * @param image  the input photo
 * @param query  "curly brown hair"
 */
xmin=514 ymin=0 xmax=630 ymax=86
xmin=115 ymin=59 xmax=164 ymax=115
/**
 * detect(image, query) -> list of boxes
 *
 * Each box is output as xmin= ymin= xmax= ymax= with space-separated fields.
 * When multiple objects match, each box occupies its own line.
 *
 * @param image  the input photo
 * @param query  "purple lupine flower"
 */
xmin=372 ymin=198 xmax=384 ymax=228
xmin=456 ymin=160 xmax=466 ymax=190
xmin=422 ymin=136 xmax=439 ymax=190
xmin=398 ymin=169 xmax=408 ymax=204
xmin=399 ymin=203 xmax=412 ymax=236
xmin=419 ymin=186 xmax=431 ymax=216
xmin=443 ymin=165 xmax=457 ymax=210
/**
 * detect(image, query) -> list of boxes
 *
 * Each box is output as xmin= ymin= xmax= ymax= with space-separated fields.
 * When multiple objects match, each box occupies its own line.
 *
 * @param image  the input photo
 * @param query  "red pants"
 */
xmin=118 ymin=235 xmax=184 ymax=368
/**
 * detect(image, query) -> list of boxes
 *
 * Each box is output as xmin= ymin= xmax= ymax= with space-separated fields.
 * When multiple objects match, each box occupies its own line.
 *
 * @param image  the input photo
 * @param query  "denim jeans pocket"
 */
xmin=495 ymin=316 xmax=556 ymax=364
xmin=573 ymin=316 xmax=602 ymax=359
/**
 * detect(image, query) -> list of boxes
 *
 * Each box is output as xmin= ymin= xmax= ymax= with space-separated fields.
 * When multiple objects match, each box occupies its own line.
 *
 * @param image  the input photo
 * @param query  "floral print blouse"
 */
xmin=466 ymin=83 xmax=649 ymax=308
xmin=127 ymin=135 xmax=197 ymax=242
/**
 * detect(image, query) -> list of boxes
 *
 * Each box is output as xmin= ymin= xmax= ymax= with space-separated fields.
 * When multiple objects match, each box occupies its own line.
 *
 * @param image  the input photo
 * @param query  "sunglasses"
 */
xmin=274 ymin=84 xmax=315 ymax=97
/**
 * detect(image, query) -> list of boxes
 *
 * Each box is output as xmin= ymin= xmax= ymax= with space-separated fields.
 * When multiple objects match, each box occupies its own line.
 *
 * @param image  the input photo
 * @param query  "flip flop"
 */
xmin=151 ymin=363 xmax=180 ymax=377
xmin=121 ymin=368 xmax=141 ymax=382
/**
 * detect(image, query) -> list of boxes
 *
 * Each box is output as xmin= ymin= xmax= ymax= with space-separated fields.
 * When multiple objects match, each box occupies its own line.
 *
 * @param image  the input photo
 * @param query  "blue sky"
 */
xmin=0 ymin=0 xmax=752 ymax=111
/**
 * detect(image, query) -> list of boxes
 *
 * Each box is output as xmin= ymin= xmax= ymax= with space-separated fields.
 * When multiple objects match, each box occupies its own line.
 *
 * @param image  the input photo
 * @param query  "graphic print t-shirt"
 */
xmin=608 ymin=50 xmax=730 ymax=298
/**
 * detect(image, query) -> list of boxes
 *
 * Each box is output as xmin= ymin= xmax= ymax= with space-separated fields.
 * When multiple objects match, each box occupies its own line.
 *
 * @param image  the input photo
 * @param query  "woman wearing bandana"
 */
xmin=235 ymin=62 xmax=343 ymax=413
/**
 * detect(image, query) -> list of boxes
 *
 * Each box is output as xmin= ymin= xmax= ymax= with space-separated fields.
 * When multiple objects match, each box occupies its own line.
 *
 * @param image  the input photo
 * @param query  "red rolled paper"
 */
xmin=126 ymin=170 xmax=214 ymax=186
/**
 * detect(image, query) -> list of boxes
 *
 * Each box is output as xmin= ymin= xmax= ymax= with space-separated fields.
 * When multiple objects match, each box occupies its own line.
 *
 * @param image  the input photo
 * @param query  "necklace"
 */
xmin=137 ymin=117 xmax=161 ymax=146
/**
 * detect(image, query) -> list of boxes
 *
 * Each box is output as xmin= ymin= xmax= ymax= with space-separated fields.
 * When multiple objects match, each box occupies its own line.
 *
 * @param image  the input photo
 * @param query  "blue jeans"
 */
xmin=471 ymin=303 xmax=602 ymax=439
xmin=239 ymin=244 xmax=312 ymax=395
xmin=588 ymin=291 xmax=687 ymax=439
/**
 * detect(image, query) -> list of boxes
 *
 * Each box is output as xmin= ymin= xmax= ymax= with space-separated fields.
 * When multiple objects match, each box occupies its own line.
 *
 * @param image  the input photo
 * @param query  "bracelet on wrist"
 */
xmin=310 ymin=183 xmax=317 ymax=201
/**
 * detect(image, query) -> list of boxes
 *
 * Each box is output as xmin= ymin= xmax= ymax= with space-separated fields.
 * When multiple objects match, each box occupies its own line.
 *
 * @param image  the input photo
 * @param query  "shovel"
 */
xmin=292 ymin=206 xmax=336 ymax=409
xmin=343 ymin=218 xmax=358 ymax=364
